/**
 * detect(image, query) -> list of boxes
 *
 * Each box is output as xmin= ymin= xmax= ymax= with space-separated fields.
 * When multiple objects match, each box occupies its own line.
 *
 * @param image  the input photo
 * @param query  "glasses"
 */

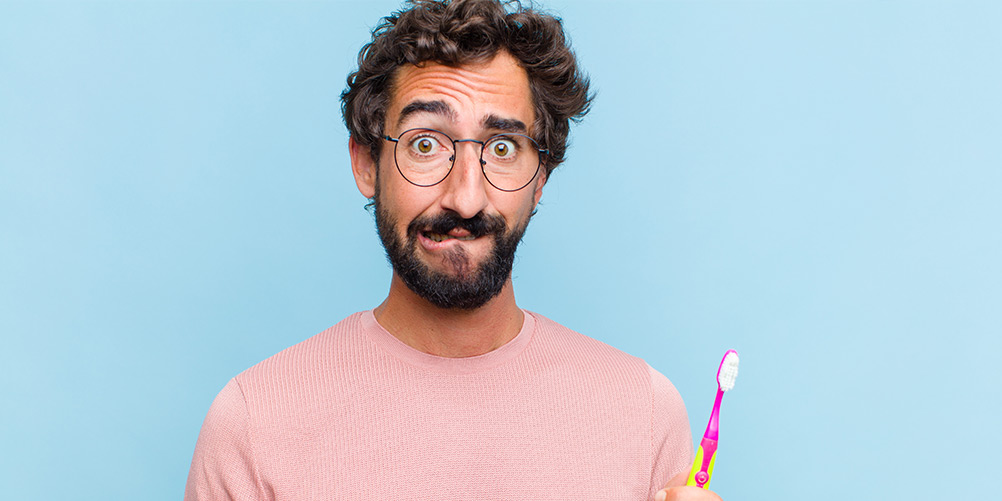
xmin=383 ymin=128 xmax=548 ymax=192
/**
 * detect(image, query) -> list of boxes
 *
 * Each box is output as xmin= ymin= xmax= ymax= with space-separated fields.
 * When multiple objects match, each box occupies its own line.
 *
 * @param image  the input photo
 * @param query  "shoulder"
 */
xmin=647 ymin=365 xmax=688 ymax=431
xmin=185 ymin=378 xmax=261 ymax=500
xmin=225 ymin=311 xmax=372 ymax=417
xmin=527 ymin=310 xmax=688 ymax=426
xmin=236 ymin=311 xmax=366 ymax=385
xmin=525 ymin=311 xmax=693 ymax=491
xmin=525 ymin=311 xmax=676 ymax=406
xmin=648 ymin=362 xmax=694 ymax=492
xmin=527 ymin=310 xmax=653 ymax=377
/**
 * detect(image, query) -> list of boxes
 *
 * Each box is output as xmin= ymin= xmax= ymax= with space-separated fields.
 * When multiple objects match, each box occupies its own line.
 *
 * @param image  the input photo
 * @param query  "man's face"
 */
xmin=363 ymin=51 xmax=545 ymax=309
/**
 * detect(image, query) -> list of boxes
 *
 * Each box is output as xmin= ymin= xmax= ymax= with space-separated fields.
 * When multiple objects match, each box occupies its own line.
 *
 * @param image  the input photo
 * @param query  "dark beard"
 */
xmin=374 ymin=195 xmax=529 ymax=310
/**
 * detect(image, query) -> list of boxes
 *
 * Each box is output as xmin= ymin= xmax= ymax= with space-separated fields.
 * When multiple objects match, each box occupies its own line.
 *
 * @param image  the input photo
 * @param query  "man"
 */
xmin=186 ymin=1 xmax=722 ymax=500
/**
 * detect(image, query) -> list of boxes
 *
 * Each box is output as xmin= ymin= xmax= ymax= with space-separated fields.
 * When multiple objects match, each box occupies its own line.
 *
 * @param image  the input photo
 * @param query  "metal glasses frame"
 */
xmin=383 ymin=127 xmax=549 ymax=192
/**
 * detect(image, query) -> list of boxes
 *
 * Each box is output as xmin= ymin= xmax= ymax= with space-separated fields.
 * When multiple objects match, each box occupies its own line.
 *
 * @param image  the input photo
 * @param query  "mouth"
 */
xmin=408 ymin=211 xmax=507 ymax=250
xmin=421 ymin=229 xmax=478 ymax=243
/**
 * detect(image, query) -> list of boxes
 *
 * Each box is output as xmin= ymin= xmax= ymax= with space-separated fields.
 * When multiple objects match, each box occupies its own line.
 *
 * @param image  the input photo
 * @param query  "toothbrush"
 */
xmin=686 ymin=349 xmax=739 ymax=489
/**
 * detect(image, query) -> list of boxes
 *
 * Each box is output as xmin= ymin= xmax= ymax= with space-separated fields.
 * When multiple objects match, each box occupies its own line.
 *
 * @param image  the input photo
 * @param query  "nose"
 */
xmin=439 ymin=141 xmax=489 ymax=219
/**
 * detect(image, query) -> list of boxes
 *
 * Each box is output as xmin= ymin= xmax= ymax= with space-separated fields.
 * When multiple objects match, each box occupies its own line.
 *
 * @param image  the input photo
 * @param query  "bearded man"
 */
xmin=186 ymin=1 xmax=722 ymax=500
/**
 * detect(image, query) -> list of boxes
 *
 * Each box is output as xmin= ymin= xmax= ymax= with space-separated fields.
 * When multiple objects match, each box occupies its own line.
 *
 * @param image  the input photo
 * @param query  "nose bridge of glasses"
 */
xmin=452 ymin=138 xmax=487 ymax=166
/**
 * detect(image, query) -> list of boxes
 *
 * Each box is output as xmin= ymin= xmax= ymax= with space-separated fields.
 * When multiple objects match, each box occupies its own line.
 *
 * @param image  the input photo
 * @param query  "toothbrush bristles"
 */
xmin=718 ymin=351 xmax=739 ymax=392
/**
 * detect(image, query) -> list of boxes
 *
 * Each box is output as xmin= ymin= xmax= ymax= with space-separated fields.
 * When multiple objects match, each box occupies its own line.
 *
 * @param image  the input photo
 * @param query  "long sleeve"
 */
xmin=185 ymin=379 xmax=264 ymax=501
xmin=647 ymin=365 xmax=693 ymax=500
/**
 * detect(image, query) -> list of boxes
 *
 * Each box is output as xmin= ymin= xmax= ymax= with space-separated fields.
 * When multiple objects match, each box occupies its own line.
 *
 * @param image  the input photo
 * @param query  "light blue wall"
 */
xmin=2 ymin=1 xmax=999 ymax=499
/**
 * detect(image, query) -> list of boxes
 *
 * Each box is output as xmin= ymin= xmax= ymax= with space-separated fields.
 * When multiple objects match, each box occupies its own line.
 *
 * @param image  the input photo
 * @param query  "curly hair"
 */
xmin=341 ymin=0 xmax=592 ymax=179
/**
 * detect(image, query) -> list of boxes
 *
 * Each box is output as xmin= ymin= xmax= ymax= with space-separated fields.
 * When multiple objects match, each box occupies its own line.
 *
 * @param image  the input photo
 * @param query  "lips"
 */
xmin=423 ymin=230 xmax=476 ymax=242
xmin=409 ymin=211 xmax=507 ymax=245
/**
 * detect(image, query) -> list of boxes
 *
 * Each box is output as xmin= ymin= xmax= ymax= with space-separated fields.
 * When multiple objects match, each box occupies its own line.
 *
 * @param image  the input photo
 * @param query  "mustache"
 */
xmin=407 ymin=211 xmax=507 ymax=239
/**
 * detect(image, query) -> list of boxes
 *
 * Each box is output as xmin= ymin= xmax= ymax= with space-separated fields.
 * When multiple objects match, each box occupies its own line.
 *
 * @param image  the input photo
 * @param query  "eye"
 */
xmin=410 ymin=135 xmax=442 ymax=155
xmin=488 ymin=138 xmax=517 ymax=159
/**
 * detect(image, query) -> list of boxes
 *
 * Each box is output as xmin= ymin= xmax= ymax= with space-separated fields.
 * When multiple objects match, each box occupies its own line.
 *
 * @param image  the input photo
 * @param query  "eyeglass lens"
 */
xmin=393 ymin=128 xmax=541 ymax=191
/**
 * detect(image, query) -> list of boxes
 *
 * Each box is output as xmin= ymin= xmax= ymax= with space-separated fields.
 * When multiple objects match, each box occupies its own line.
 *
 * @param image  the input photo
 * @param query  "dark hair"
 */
xmin=341 ymin=0 xmax=592 ymax=179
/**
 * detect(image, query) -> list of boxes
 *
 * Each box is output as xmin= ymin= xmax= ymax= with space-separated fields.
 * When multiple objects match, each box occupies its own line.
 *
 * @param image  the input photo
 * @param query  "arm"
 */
xmin=184 ymin=379 xmax=265 ymax=501
xmin=647 ymin=365 xmax=695 ymax=500
xmin=648 ymin=366 xmax=724 ymax=501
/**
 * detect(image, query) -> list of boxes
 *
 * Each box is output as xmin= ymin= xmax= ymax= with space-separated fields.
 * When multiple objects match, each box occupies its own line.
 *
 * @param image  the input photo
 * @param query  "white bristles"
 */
xmin=717 ymin=351 xmax=740 ymax=392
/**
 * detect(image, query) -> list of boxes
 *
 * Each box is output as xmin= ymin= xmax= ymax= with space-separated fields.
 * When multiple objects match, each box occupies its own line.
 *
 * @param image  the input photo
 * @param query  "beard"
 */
xmin=373 ymin=189 xmax=530 ymax=310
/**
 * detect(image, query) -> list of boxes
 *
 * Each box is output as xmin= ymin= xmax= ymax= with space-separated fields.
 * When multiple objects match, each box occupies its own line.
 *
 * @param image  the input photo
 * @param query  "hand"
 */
xmin=654 ymin=470 xmax=724 ymax=501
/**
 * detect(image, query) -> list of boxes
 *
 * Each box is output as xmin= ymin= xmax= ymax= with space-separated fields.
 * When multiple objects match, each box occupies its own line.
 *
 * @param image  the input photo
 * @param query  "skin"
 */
xmin=657 ymin=470 xmax=725 ymax=501
xmin=350 ymin=50 xmax=723 ymax=501
xmin=350 ymin=51 xmax=544 ymax=358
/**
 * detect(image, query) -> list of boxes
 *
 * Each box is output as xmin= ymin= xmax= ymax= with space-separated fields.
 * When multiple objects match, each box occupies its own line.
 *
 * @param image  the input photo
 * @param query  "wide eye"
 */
xmin=410 ymin=135 xmax=441 ymax=155
xmin=488 ymin=138 xmax=517 ymax=159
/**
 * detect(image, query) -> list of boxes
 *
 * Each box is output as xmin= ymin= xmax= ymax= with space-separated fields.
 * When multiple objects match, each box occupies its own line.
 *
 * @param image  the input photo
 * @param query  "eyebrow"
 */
xmin=396 ymin=100 xmax=455 ymax=129
xmin=483 ymin=114 xmax=527 ymax=134
xmin=394 ymin=100 xmax=528 ymax=135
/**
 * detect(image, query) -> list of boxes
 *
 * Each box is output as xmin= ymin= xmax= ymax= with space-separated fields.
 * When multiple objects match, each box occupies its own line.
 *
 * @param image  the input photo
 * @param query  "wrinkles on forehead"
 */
xmin=386 ymin=53 xmax=535 ymax=138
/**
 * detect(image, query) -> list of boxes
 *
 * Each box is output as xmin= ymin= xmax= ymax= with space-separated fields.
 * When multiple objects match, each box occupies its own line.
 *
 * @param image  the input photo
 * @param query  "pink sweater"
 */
xmin=185 ymin=310 xmax=692 ymax=500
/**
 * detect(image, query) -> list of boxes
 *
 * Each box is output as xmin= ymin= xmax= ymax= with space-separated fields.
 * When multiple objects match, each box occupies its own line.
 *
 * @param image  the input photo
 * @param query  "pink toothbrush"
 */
xmin=685 ymin=349 xmax=739 ymax=489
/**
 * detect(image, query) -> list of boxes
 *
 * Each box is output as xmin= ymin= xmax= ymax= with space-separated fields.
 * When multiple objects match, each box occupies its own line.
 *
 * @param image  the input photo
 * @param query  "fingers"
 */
xmin=656 ymin=467 xmax=724 ymax=501
xmin=654 ymin=486 xmax=723 ymax=501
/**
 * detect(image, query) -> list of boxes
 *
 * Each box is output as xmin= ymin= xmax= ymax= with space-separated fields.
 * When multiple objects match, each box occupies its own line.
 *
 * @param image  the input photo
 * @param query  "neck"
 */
xmin=373 ymin=273 xmax=524 ymax=358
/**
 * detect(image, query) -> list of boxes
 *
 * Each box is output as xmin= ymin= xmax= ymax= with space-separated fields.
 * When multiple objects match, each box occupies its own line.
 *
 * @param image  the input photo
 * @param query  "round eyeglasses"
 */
xmin=383 ymin=128 xmax=548 ymax=192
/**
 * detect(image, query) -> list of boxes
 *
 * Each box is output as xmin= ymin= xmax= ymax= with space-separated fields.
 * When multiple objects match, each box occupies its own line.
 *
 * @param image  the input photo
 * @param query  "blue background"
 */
xmin=2 ymin=0 xmax=999 ymax=499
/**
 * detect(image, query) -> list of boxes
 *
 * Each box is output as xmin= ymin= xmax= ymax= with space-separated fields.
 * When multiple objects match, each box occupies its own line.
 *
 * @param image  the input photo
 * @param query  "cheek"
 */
xmin=493 ymin=192 xmax=538 ymax=228
xmin=379 ymin=173 xmax=443 ymax=226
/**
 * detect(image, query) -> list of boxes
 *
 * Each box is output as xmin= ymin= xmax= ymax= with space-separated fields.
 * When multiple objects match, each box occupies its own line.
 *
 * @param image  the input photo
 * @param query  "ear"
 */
xmin=350 ymin=136 xmax=377 ymax=199
xmin=531 ymin=169 xmax=547 ymax=207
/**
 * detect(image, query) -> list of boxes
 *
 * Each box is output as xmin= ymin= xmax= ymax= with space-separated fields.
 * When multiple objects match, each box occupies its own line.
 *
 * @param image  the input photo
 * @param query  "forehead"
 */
xmin=386 ymin=51 xmax=534 ymax=134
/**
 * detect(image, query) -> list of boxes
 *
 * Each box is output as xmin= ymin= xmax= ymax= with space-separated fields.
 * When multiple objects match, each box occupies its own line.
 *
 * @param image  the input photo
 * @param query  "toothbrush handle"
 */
xmin=685 ymin=436 xmax=718 ymax=489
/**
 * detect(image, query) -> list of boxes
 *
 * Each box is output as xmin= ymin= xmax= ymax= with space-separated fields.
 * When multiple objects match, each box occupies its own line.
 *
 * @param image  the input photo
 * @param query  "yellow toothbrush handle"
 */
xmin=685 ymin=441 xmax=717 ymax=488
